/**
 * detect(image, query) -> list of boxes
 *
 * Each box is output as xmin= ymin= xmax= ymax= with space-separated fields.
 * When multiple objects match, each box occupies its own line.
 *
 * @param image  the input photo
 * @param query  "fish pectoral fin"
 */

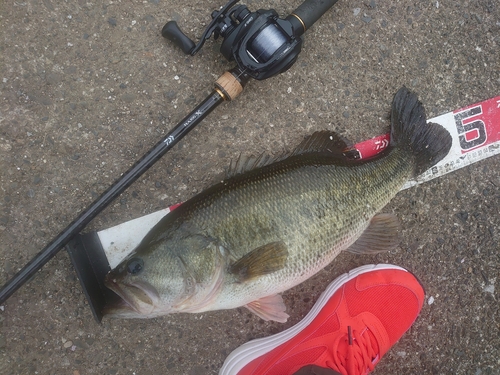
xmin=346 ymin=213 xmax=400 ymax=254
xmin=244 ymin=294 xmax=289 ymax=323
xmin=229 ymin=241 xmax=288 ymax=282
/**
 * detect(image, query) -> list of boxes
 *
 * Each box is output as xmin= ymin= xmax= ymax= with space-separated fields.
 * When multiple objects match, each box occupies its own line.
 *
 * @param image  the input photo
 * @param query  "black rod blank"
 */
xmin=291 ymin=0 xmax=339 ymax=35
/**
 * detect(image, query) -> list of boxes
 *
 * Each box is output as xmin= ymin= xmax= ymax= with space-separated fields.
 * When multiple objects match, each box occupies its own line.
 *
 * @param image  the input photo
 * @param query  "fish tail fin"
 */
xmin=390 ymin=87 xmax=452 ymax=177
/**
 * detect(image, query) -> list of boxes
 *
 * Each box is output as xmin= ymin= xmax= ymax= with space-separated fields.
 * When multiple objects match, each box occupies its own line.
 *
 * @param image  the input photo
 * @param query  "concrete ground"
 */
xmin=1 ymin=0 xmax=499 ymax=374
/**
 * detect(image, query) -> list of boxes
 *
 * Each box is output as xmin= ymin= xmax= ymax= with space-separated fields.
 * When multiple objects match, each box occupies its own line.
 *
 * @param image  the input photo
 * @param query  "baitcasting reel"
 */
xmin=163 ymin=0 xmax=337 ymax=80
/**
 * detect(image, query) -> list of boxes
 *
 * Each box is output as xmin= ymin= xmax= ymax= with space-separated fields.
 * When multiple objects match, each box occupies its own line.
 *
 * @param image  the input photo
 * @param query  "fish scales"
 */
xmin=194 ymin=149 xmax=414 ymax=306
xmin=104 ymin=87 xmax=452 ymax=322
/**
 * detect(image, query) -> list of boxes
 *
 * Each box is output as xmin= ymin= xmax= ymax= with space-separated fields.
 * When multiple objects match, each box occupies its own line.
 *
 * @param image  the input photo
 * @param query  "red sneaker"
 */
xmin=219 ymin=264 xmax=425 ymax=375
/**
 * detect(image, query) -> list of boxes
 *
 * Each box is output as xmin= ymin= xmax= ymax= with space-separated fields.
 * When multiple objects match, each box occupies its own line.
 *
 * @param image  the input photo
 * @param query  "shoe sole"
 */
xmin=219 ymin=264 xmax=409 ymax=375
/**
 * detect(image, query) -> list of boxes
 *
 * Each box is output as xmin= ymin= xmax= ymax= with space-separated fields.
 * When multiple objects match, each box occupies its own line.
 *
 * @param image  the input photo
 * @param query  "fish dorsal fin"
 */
xmin=229 ymin=241 xmax=288 ymax=282
xmin=245 ymin=294 xmax=289 ymax=322
xmin=227 ymin=153 xmax=276 ymax=178
xmin=346 ymin=213 xmax=400 ymax=254
xmin=291 ymin=130 xmax=352 ymax=156
xmin=227 ymin=131 xmax=355 ymax=178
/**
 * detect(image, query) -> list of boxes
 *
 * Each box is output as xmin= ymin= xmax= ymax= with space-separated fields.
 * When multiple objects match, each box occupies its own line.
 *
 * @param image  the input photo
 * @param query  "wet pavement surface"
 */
xmin=0 ymin=0 xmax=499 ymax=374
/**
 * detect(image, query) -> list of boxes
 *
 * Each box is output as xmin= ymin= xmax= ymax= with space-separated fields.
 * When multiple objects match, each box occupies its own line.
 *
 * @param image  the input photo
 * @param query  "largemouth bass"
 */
xmin=104 ymin=87 xmax=452 ymax=322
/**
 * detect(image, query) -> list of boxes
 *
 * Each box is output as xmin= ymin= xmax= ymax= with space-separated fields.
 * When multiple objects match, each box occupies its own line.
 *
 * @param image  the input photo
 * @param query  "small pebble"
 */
xmin=428 ymin=296 xmax=435 ymax=305
xmin=64 ymin=340 xmax=73 ymax=348
xmin=0 ymin=143 xmax=12 ymax=151
xmin=457 ymin=211 xmax=468 ymax=222
xmin=483 ymin=284 xmax=495 ymax=294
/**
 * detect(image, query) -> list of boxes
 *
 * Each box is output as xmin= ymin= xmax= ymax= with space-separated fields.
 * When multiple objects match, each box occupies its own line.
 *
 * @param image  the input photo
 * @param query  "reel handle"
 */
xmin=162 ymin=21 xmax=196 ymax=55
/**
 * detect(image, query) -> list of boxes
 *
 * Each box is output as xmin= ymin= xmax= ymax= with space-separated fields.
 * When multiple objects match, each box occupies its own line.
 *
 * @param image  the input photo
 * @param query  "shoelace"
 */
xmin=326 ymin=326 xmax=379 ymax=375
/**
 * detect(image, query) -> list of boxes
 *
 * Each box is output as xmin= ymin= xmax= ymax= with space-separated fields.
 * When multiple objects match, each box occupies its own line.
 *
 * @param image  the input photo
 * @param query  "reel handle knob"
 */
xmin=162 ymin=21 xmax=196 ymax=55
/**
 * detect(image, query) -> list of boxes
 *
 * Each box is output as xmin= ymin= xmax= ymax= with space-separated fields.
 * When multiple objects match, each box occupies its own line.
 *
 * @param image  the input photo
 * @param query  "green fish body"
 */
xmin=104 ymin=87 xmax=452 ymax=322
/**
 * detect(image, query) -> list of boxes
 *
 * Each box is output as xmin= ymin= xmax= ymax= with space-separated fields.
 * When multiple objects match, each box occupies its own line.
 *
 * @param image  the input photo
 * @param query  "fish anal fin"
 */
xmin=347 ymin=213 xmax=400 ymax=254
xmin=245 ymin=294 xmax=289 ymax=323
xmin=229 ymin=241 xmax=288 ymax=282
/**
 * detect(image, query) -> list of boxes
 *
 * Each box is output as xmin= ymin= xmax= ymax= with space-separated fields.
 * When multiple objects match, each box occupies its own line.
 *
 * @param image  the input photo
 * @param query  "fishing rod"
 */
xmin=0 ymin=0 xmax=338 ymax=305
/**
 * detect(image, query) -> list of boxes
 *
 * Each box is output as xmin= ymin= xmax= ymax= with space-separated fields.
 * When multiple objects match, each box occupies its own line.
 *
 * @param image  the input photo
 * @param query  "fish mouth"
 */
xmin=103 ymin=274 xmax=161 ymax=318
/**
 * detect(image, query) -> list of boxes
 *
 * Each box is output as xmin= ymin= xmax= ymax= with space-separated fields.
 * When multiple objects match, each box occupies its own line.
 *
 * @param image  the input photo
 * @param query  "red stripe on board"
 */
xmin=354 ymin=134 xmax=390 ymax=159
xmin=354 ymin=95 xmax=500 ymax=159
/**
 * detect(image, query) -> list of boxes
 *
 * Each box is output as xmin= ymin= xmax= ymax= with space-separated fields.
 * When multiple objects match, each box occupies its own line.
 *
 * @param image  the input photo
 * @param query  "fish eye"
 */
xmin=126 ymin=258 xmax=144 ymax=275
